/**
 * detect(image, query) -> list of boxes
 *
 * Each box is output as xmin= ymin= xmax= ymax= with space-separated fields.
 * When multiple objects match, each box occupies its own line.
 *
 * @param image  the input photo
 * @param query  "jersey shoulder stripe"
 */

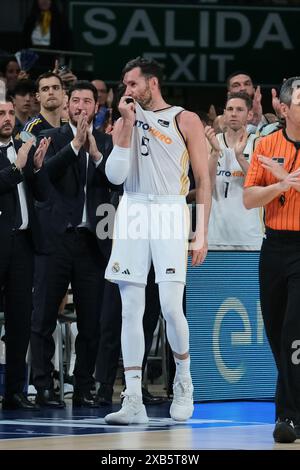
xmin=24 ymin=118 xmax=43 ymax=133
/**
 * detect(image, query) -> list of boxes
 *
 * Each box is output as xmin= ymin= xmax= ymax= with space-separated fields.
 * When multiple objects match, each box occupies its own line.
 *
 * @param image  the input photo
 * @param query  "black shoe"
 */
xmin=273 ymin=418 xmax=297 ymax=443
xmin=96 ymin=384 xmax=113 ymax=406
xmin=72 ymin=391 xmax=99 ymax=408
xmin=36 ymin=389 xmax=65 ymax=408
xmin=2 ymin=392 xmax=39 ymax=411
xmin=142 ymin=387 xmax=168 ymax=405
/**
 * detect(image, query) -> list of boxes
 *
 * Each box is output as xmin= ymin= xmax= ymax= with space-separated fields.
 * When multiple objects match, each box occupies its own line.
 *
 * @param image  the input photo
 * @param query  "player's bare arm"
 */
xmin=179 ymin=111 xmax=212 ymax=266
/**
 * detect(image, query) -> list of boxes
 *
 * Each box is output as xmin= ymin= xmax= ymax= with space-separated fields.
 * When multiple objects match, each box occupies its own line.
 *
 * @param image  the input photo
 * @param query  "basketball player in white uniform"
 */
xmin=103 ymin=57 xmax=211 ymax=424
xmin=205 ymin=92 xmax=264 ymax=250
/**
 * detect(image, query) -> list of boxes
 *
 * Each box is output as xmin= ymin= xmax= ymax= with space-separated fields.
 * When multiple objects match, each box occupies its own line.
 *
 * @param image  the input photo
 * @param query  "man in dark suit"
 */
xmin=0 ymin=97 xmax=50 ymax=410
xmin=30 ymin=81 xmax=120 ymax=408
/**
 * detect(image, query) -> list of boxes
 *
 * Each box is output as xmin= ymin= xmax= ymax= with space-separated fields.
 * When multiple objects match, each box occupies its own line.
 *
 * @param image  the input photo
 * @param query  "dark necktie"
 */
xmin=78 ymin=148 xmax=87 ymax=184
xmin=70 ymin=149 xmax=86 ymax=227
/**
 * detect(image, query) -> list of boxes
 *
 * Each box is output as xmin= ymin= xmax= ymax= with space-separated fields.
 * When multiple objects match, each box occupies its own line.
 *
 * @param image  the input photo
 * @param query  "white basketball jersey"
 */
xmin=124 ymin=102 xmax=189 ymax=195
xmin=208 ymin=132 xmax=264 ymax=249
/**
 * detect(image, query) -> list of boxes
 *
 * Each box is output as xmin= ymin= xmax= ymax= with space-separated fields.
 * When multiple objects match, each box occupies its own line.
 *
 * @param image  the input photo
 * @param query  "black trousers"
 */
xmin=259 ymin=228 xmax=300 ymax=423
xmin=0 ymin=231 xmax=33 ymax=396
xmin=95 ymin=264 xmax=161 ymax=387
xmin=31 ymin=229 xmax=107 ymax=392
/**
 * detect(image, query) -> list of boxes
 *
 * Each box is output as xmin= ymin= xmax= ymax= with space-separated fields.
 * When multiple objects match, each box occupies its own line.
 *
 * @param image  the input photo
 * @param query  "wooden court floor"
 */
xmin=0 ymin=401 xmax=300 ymax=450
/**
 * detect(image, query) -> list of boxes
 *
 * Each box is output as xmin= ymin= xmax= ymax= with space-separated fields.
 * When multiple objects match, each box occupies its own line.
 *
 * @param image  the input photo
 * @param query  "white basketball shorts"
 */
xmin=105 ymin=192 xmax=190 ymax=285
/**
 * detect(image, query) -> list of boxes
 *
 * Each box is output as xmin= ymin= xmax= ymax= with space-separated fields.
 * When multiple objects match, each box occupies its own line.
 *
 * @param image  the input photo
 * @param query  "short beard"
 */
xmin=70 ymin=115 xmax=94 ymax=127
xmin=137 ymin=83 xmax=152 ymax=110
xmin=0 ymin=128 xmax=13 ymax=140
xmin=44 ymin=103 xmax=60 ymax=112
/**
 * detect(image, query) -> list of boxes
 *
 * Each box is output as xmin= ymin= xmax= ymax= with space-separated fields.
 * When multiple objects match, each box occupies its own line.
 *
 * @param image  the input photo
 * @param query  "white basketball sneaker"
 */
xmin=170 ymin=377 xmax=194 ymax=421
xmin=104 ymin=392 xmax=149 ymax=425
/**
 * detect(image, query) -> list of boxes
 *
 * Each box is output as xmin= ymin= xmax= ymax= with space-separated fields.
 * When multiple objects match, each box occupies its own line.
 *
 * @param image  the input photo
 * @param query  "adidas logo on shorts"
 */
xmin=122 ymin=269 xmax=130 ymax=275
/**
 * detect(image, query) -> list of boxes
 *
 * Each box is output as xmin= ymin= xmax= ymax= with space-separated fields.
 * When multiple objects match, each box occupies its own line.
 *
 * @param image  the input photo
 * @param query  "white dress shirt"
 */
xmin=0 ymin=139 xmax=29 ymax=230
xmin=69 ymin=122 xmax=102 ymax=228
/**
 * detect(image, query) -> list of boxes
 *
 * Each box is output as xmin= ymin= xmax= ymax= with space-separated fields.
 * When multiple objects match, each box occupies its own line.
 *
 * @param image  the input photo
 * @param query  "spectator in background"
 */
xmin=22 ymin=0 xmax=73 ymax=71
xmin=9 ymin=79 xmax=36 ymax=136
xmin=0 ymin=58 xmax=29 ymax=93
xmin=226 ymin=71 xmax=278 ymax=133
xmin=30 ymin=81 xmax=119 ymax=409
xmin=23 ymin=72 xmax=65 ymax=138
xmin=91 ymin=79 xmax=111 ymax=132
xmin=0 ymin=97 xmax=50 ymax=410
xmin=22 ymin=0 xmax=72 ymax=51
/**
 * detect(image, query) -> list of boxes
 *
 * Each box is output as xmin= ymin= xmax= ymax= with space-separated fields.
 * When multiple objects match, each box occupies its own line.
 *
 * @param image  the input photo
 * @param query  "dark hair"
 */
xmin=36 ymin=71 xmax=63 ymax=90
xmin=0 ymin=58 xmax=19 ymax=76
xmin=226 ymin=91 xmax=253 ymax=111
xmin=67 ymin=80 xmax=98 ymax=103
xmin=121 ymin=57 xmax=164 ymax=89
xmin=226 ymin=71 xmax=254 ymax=89
xmin=3 ymin=94 xmax=14 ymax=105
xmin=10 ymin=79 xmax=36 ymax=97
xmin=279 ymin=76 xmax=300 ymax=107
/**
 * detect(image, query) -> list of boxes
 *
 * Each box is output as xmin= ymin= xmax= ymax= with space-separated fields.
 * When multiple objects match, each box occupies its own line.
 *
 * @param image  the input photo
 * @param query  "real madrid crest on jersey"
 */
xmin=112 ymin=262 xmax=120 ymax=273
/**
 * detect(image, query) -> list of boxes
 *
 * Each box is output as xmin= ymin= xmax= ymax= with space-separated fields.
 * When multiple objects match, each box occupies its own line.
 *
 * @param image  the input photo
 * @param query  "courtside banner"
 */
xmin=187 ymin=251 xmax=276 ymax=401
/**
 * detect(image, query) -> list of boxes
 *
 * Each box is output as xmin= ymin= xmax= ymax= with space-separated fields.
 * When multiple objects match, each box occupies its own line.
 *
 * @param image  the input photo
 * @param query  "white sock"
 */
xmin=174 ymin=356 xmax=191 ymax=381
xmin=125 ymin=369 xmax=142 ymax=396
